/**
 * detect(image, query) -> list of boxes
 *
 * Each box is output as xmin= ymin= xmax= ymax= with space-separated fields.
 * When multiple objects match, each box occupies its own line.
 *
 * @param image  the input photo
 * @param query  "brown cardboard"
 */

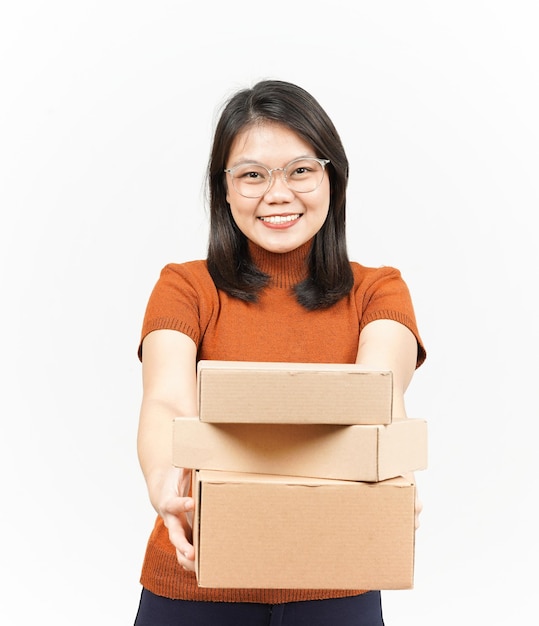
xmin=197 ymin=360 xmax=393 ymax=424
xmin=193 ymin=470 xmax=416 ymax=589
xmin=173 ymin=417 xmax=427 ymax=482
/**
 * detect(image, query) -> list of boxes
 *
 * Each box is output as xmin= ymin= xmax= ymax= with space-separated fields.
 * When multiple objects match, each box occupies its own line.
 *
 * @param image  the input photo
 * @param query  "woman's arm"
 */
xmin=356 ymin=319 xmax=423 ymax=527
xmin=137 ymin=329 xmax=198 ymax=570
xmin=356 ymin=319 xmax=418 ymax=419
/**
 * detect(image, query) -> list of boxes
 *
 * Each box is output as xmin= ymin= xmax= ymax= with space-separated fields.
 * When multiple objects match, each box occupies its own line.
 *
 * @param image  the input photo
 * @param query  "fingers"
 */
xmin=177 ymin=467 xmax=193 ymax=497
xmin=161 ymin=494 xmax=196 ymax=569
xmin=176 ymin=545 xmax=196 ymax=571
xmin=169 ymin=500 xmax=196 ymax=571
xmin=155 ymin=468 xmax=198 ymax=570
xmin=166 ymin=495 xmax=195 ymax=517
xmin=163 ymin=496 xmax=194 ymax=536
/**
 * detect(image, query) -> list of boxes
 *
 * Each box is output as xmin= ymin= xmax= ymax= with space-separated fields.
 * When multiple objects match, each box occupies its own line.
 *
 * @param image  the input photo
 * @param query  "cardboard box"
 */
xmin=197 ymin=360 xmax=393 ymax=424
xmin=193 ymin=470 xmax=416 ymax=589
xmin=173 ymin=417 xmax=427 ymax=482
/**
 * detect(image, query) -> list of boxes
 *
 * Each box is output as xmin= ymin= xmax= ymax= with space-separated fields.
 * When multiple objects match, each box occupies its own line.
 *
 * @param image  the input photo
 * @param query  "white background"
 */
xmin=1 ymin=1 xmax=537 ymax=624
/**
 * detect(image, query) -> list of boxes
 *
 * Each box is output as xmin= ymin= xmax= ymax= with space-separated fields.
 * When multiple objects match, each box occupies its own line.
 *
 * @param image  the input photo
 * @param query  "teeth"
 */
xmin=259 ymin=214 xmax=301 ymax=224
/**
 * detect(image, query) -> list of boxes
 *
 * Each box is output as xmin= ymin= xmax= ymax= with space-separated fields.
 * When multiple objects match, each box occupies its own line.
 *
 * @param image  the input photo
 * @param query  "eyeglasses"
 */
xmin=224 ymin=157 xmax=330 ymax=199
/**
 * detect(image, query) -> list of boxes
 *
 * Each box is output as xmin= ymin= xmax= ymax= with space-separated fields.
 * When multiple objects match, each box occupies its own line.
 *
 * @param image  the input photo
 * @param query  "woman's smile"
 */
xmin=258 ymin=213 xmax=302 ymax=227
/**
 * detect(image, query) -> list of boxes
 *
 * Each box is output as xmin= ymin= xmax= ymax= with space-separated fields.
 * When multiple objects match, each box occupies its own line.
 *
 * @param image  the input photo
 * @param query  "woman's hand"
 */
xmin=156 ymin=466 xmax=196 ymax=571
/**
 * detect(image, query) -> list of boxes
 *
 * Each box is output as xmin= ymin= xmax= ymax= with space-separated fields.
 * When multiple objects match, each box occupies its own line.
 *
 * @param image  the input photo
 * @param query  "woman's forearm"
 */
xmin=137 ymin=399 xmax=186 ymax=511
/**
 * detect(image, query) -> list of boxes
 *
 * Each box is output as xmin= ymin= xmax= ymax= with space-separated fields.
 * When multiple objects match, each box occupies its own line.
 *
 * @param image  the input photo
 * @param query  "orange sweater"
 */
xmin=138 ymin=240 xmax=426 ymax=603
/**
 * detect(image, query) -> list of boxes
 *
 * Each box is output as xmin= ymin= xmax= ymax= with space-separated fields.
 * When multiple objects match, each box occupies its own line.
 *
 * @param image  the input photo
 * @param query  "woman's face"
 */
xmin=225 ymin=122 xmax=330 ymax=254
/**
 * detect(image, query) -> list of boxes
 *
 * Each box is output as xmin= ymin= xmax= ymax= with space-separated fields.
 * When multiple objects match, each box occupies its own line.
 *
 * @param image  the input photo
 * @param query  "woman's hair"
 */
xmin=206 ymin=79 xmax=353 ymax=310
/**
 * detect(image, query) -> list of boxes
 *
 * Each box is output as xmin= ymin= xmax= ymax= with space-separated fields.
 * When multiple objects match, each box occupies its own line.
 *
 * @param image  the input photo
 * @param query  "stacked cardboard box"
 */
xmin=172 ymin=360 xmax=428 ymax=590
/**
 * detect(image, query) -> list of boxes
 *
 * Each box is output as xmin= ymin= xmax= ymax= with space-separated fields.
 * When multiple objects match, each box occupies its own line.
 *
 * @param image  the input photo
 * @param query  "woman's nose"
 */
xmin=264 ymin=169 xmax=293 ymax=200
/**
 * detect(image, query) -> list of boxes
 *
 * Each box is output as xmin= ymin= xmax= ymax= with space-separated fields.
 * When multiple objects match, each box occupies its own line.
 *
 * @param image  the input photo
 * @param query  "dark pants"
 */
xmin=134 ymin=588 xmax=384 ymax=626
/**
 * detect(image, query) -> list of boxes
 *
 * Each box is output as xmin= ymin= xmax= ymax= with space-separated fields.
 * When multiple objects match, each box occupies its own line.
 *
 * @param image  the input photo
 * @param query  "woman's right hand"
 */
xmin=155 ymin=466 xmax=196 ymax=571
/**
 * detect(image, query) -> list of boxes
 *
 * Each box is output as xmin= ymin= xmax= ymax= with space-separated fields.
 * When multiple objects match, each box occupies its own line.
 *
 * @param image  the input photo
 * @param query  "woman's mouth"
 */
xmin=258 ymin=214 xmax=302 ymax=225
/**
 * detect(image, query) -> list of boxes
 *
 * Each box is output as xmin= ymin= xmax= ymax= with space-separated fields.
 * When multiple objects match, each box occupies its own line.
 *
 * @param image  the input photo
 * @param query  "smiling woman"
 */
xmin=134 ymin=79 xmax=426 ymax=626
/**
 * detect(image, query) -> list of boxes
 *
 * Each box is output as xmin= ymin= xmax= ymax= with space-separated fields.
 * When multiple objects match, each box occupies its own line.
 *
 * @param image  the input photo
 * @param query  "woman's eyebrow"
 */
xmin=227 ymin=154 xmax=315 ymax=168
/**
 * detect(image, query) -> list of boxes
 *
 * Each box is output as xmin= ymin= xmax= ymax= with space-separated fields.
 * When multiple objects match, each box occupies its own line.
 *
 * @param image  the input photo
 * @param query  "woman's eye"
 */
xmin=291 ymin=166 xmax=311 ymax=177
xmin=237 ymin=169 xmax=266 ymax=181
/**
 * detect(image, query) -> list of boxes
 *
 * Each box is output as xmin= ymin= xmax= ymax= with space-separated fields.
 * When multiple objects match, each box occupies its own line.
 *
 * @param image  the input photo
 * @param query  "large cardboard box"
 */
xmin=193 ymin=470 xmax=416 ymax=589
xmin=173 ymin=417 xmax=427 ymax=482
xmin=197 ymin=360 xmax=393 ymax=424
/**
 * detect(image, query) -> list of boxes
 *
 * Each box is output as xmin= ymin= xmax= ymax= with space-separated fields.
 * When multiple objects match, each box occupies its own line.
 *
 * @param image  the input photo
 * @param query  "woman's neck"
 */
xmin=248 ymin=239 xmax=312 ymax=288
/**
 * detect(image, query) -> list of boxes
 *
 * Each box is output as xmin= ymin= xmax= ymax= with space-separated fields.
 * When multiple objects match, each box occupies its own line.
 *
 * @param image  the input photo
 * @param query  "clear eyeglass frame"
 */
xmin=224 ymin=157 xmax=330 ymax=199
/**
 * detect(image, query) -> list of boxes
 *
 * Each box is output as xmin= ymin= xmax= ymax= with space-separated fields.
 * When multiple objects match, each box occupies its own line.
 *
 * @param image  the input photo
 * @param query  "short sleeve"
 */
xmin=353 ymin=264 xmax=426 ymax=368
xmin=137 ymin=262 xmax=211 ymax=361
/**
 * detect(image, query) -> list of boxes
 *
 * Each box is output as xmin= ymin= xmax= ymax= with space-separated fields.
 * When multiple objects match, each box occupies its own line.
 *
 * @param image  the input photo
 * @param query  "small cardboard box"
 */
xmin=193 ymin=470 xmax=416 ymax=589
xmin=173 ymin=417 xmax=427 ymax=482
xmin=197 ymin=360 xmax=393 ymax=424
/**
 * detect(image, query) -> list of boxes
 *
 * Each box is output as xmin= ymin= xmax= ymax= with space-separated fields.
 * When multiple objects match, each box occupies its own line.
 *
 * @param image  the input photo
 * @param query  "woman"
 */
xmin=134 ymin=79 xmax=426 ymax=625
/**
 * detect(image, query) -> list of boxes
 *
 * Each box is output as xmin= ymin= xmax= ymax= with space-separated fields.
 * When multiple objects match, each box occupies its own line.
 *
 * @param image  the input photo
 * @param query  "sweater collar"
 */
xmin=248 ymin=239 xmax=312 ymax=288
